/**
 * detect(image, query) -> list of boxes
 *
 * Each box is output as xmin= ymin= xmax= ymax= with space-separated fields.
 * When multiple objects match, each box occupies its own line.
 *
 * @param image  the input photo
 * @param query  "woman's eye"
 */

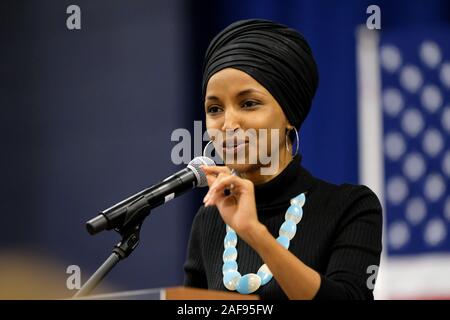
xmin=242 ymin=100 xmax=259 ymax=108
xmin=207 ymin=106 xmax=222 ymax=114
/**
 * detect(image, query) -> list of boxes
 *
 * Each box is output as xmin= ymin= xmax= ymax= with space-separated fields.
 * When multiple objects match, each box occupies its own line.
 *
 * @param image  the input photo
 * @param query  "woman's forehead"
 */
xmin=206 ymin=68 xmax=269 ymax=97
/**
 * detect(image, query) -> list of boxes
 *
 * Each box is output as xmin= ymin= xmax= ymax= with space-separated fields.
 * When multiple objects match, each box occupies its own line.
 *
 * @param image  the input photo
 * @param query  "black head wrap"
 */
xmin=202 ymin=19 xmax=319 ymax=130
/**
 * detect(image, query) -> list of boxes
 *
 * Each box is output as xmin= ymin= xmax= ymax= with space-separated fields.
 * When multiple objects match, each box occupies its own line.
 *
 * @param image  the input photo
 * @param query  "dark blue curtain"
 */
xmin=1 ymin=0 xmax=193 ymax=296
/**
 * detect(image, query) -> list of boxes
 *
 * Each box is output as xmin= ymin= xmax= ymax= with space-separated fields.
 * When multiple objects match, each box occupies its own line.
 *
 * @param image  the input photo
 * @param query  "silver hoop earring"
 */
xmin=203 ymin=140 xmax=214 ymax=157
xmin=286 ymin=127 xmax=300 ymax=157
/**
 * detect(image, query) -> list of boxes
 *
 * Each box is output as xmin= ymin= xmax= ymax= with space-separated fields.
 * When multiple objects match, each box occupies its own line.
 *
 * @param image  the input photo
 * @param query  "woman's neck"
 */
xmin=240 ymin=150 xmax=293 ymax=185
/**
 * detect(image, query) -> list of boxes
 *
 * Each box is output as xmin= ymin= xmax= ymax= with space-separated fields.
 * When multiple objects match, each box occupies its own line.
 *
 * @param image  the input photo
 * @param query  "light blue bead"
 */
xmin=276 ymin=235 xmax=290 ymax=249
xmin=279 ymin=220 xmax=297 ymax=240
xmin=257 ymin=264 xmax=272 ymax=286
xmin=290 ymin=193 xmax=305 ymax=207
xmin=223 ymin=247 xmax=237 ymax=262
xmin=285 ymin=205 xmax=303 ymax=224
xmin=226 ymin=225 xmax=235 ymax=233
xmin=224 ymin=231 xmax=237 ymax=248
xmin=236 ymin=273 xmax=261 ymax=294
xmin=223 ymin=270 xmax=241 ymax=290
xmin=257 ymin=271 xmax=272 ymax=285
xmin=236 ymin=275 xmax=249 ymax=294
xmin=222 ymin=260 xmax=238 ymax=274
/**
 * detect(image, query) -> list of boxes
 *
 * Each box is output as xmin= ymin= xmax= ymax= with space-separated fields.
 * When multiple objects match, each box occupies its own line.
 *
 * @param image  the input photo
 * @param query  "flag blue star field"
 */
xmin=381 ymin=31 xmax=450 ymax=259
xmin=359 ymin=27 xmax=450 ymax=299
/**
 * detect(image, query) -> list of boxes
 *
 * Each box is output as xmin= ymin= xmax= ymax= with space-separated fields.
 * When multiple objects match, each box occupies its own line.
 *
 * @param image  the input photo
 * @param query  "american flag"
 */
xmin=357 ymin=26 xmax=450 ymax=299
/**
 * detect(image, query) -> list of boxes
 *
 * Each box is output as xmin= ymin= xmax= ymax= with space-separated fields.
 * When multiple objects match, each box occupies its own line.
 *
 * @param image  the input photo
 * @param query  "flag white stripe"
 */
xmin=380 ymin=254 xmax=450 ymax=299
xmin=356 ymin=25 xmax=388 ymax=300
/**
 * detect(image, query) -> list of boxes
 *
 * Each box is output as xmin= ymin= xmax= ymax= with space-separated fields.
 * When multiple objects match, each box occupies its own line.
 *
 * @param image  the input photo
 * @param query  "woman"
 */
xmin=184 ymin=19 xmax=382 ymax=300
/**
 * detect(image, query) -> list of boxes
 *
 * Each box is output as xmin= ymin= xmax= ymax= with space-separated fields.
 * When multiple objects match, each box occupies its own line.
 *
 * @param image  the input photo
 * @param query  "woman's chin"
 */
xmin=224 ymin=162 xmax=260 ymax=174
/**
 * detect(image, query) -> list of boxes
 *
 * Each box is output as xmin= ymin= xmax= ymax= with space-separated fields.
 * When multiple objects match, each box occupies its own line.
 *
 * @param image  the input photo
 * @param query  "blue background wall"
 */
xmin=1 ymin=0 xmax=449 ymax=297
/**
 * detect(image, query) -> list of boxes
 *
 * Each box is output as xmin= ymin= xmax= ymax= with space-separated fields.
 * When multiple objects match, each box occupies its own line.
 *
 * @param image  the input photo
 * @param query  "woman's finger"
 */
xmin=201 ymin=165 xmax=231 ymax=188
xmin=205 ymin=174 xmax=216 ymax=187
xmin=204 ymin=172 xmax=229 ymax=202
xmin=205 ymin=175 xmax=248 ymax=206
xmin=200 ymin=165 xmax=231 ymax=176
xmin=210 ymin=175 xmax=247 ymax=194
xmin=204 ymin=173 xmax=232 ymax=206
xmin=209 ymin=172 xmax=229 ymax=189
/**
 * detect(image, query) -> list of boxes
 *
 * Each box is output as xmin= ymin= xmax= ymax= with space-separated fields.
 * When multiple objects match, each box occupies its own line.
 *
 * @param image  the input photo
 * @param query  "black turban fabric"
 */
xmin=202 ymin=19 xmax=319 ymax=129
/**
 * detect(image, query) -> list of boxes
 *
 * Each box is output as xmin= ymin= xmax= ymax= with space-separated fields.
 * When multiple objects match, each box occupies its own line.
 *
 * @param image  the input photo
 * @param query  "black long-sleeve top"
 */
xmin=183 ymin=155 xmax=383 ymax=300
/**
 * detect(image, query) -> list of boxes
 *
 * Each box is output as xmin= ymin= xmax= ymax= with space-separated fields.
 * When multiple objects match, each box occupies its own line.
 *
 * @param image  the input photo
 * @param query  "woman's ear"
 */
xmin=286 ymin=124 xmax=294 ymax=134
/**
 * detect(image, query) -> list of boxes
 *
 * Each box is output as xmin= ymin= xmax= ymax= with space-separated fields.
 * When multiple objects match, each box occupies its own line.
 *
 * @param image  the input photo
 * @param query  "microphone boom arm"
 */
xmin=76 ymin=156 xmax=215 ymax=298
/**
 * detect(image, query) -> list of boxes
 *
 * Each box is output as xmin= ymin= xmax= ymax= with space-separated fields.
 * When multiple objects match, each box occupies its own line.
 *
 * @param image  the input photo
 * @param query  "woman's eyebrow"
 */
xmin=205 ymin=95 xmax=220 ymax=101
xmin=236 ymin=88 xmax=265 ymax=97
xmin=205 ymin=88 xmax=264 ymax=101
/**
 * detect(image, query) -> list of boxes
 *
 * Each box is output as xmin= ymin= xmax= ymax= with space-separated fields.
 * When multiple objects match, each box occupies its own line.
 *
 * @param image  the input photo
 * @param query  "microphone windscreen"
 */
xmin=187 ymin=156 xmax=215 ymax=187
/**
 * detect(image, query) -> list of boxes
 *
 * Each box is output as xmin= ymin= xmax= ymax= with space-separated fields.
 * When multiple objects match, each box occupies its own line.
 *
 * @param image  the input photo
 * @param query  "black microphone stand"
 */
xmin=73 ymin=207 xmax=148 ymax=298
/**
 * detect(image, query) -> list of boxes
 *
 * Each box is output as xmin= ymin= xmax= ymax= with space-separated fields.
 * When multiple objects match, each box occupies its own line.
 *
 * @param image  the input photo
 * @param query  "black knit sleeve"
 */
xmin=313 ymin=185 xmax=383 ymax=300
xmin=183 ymin=207 xmax=208 ymax=288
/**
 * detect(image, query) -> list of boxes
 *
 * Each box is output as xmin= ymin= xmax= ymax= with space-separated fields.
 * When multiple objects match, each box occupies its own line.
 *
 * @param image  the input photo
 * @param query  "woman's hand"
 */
xmin=201 ymin=165 xmax=322 ymax=299
xmin=201 ymin=165 xmax=262 ymax=237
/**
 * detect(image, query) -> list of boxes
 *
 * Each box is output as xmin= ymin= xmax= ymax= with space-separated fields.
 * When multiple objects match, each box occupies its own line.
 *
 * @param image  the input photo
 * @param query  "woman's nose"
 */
xmin=221 ymin=108 xmax=241 ymax=133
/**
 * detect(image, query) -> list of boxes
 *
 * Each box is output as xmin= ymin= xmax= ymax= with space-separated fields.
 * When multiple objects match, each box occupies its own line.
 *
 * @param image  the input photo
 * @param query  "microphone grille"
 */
xmin=187 ymin=156 xmax=215 ymax=187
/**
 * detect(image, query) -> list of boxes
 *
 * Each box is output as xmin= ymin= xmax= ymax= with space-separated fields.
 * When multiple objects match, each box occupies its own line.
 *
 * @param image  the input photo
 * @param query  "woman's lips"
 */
xmin=222 ymin=141 xmax=248 ymax=153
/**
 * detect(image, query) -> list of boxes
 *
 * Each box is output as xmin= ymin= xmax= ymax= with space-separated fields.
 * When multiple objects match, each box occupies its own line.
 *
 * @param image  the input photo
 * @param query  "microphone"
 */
xmin=86 ymin=156 xmax=215 ymax=235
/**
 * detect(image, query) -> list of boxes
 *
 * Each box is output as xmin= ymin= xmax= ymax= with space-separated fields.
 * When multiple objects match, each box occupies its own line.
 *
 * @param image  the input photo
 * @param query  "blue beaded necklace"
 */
xmin=222 ymin=193 xmax=306 ymax=294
